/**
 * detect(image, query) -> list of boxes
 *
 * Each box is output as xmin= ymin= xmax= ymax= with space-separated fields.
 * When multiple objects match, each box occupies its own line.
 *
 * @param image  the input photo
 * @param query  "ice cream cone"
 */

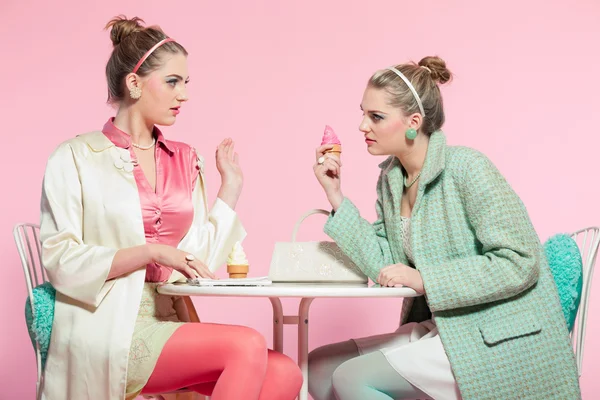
xmin=321 ymin=126 xmax=342 ymax=159
xmin=227 ymin=242 xmax=249 ymax=279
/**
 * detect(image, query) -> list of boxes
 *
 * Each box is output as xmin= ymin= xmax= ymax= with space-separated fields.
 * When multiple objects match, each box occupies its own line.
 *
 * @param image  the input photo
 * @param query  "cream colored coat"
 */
xmin=39 ymin=131 xmax=246 ymax=400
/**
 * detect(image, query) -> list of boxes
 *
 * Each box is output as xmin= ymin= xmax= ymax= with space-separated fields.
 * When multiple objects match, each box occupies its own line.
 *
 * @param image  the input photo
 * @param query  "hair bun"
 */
xmin=419 ymin=56 xmax=452 ymax=85
xmin=105 ymin=15 xmax=145 ymax=47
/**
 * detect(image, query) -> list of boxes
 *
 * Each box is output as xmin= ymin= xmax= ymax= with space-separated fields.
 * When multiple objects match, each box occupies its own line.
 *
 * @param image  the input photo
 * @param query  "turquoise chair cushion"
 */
xmin=24 ymin=282 xmax=56 ymax=369
xmin=543 ymin=233 xmax=583 ymax=332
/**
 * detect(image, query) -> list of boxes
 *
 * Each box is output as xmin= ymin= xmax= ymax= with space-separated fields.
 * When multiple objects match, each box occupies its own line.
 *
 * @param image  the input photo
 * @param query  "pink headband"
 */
xmin=132 ymin=37 xmax=176 ymax=74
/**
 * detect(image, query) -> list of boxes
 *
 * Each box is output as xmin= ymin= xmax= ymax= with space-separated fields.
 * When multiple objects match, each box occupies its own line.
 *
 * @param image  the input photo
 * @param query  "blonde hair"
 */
xmin=104 ymin=15 xmax=188 ymax=103
xmin=369 ymin=56 xmax=452 ymax=135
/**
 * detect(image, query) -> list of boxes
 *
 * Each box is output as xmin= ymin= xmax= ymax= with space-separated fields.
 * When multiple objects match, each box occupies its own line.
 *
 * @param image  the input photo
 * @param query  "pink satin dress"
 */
xmin=102 ymin=118 xmax=199 ymax=282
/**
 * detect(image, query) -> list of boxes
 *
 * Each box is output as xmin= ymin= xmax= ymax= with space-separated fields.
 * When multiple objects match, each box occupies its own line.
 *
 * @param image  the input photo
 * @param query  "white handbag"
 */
xmin=268 ymin=209 xmax=368 ymax=283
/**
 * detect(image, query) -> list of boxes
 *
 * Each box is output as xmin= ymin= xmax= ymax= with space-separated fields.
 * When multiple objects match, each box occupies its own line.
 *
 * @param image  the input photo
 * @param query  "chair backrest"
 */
xmin=570 ymin=226 xmax=600 ymax=377
xmin=13 ymin=222 xmax=45 ymax=400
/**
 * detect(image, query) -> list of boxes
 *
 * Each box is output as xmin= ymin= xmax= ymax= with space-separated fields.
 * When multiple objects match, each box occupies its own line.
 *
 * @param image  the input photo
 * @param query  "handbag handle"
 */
xmin=292 ymin=209 xmax=331 ymax=242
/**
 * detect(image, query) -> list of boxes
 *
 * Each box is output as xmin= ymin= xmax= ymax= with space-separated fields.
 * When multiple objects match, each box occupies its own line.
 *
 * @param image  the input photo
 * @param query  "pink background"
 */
xmin=1 ymin=0 xmax=599 ymax=398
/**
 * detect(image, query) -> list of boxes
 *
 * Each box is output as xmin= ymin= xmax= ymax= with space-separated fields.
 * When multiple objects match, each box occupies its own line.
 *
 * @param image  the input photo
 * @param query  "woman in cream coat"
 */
xmin=39 ymin=16 xmax=302 ymax=400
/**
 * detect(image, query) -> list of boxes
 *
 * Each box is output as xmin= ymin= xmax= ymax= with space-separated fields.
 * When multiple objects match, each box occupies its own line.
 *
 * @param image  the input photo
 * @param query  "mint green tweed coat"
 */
xmin=324 ymin=131 xmax=581 ymax=399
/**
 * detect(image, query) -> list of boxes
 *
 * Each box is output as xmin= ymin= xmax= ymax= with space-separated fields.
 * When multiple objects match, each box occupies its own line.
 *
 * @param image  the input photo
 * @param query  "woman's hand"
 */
xmin=377 ymin=263 xmax=425 ymax=294
xmin=313 ymin=145 xmax=343 ymax=210
xmin=148 ymin=244 xmax=216 ymax=279
xmin=215 ymin=138 xmax=243 ymax=209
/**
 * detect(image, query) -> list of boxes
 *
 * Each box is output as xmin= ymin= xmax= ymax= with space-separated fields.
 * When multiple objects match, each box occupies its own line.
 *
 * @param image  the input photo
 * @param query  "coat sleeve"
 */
xmin=323 ymin=173 xmax=394 ymax=282
xmin=40 ymin=143 xmax=118 ymax=307
xmin=177 ymin=148 xmax=247 ymax=272
xmin=418 ymin=151 xmax=541 ymax=312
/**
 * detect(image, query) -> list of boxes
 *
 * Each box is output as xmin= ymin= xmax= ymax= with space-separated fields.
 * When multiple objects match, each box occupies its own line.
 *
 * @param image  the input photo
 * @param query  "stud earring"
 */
xmin=405 ymin=128 xmax=417 ymax=140
xmin=129 ymin=86 xmax=142 ymax=100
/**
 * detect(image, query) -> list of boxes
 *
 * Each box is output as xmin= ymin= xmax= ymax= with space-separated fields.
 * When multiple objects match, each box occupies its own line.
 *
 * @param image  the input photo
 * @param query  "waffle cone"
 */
xmin=324 ymin=144 xmax=342 ymax=156
xmin=227 ymin=264 xmax=249 ymax=278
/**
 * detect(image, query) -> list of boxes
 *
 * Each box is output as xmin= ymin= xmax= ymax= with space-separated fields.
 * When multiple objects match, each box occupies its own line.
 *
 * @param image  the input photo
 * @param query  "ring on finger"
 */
xmin=185 ymin=254 xmax=195 ymax=264
xmin=318 ymin=156 xmax=325 ymax=165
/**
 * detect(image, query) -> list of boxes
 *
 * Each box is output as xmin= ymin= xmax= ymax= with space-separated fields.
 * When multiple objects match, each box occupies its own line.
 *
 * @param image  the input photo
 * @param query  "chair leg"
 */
xmin=184 ymin=296 xmax=201 ymax=323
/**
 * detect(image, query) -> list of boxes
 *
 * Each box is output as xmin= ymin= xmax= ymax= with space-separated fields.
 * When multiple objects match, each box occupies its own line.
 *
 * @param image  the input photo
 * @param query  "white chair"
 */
xmin=569 ymin=226 xmax=600 ymax=377
xmin=14 ymin=223 xmax=46 ymax=400
xmin=13 ymin=223 xmax=208 ymax=400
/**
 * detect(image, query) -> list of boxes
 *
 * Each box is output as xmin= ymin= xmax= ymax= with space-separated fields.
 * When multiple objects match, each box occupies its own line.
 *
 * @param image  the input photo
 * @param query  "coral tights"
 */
xmin=141 ymin=323 xmax=303 ymax=399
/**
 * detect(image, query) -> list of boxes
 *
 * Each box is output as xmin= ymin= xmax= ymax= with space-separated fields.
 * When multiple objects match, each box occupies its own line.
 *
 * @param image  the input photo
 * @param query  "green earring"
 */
xmin=405 ymin=128 xmax=417 ymax=140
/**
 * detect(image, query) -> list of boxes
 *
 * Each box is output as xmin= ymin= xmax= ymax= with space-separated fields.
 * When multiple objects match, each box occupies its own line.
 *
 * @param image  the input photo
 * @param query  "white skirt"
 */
xmin=352 ymin=319 xmax=462 ymax=400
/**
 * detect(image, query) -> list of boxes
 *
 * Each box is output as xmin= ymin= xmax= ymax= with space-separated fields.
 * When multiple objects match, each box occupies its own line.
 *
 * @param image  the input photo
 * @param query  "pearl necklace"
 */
xmin=404 ymin=171 xmax=422 ymax=188
xmin=132 ymin=138 xmax=156 ymax=150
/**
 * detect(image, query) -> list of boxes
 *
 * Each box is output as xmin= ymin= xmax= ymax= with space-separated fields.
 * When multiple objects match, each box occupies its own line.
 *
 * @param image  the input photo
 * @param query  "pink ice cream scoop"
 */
xmin=321 ymin=125 xmax=342 ymax=145
xmin=321 ymin=125 xmax=342 ymax=156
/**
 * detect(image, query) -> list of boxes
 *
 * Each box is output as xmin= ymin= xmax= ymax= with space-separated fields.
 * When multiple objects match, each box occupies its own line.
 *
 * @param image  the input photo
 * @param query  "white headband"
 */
xmin=386 ymin=67 xmax=425 ymax=117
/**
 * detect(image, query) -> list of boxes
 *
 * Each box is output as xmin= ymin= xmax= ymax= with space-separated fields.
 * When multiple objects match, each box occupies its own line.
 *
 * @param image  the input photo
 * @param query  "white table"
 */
xmin=158 ymin=282 xmax=420 ymax=400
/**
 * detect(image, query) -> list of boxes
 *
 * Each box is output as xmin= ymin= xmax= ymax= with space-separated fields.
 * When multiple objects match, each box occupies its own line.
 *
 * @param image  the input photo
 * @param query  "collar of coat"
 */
xmin=77 ymin=131 xmax=115 ymax=153
xmin=378 ymin=130 xmax=446 ymax=188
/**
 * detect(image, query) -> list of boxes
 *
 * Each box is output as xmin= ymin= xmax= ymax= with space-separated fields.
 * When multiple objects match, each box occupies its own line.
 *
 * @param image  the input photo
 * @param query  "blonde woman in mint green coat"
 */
xmin=308 ymin=56 xmax=581 ymax=400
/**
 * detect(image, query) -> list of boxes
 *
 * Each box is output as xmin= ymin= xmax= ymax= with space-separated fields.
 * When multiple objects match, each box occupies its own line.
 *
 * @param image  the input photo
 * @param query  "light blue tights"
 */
xmin=308 ymin=340 xmax=430 ymax=400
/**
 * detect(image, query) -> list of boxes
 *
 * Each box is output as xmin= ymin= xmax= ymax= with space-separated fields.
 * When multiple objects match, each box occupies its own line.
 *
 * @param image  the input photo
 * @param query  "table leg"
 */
xmin=269 ymin=297 xmax=284 ymax=353
xmin=298 ymin=298 xmax=314 ymax=400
